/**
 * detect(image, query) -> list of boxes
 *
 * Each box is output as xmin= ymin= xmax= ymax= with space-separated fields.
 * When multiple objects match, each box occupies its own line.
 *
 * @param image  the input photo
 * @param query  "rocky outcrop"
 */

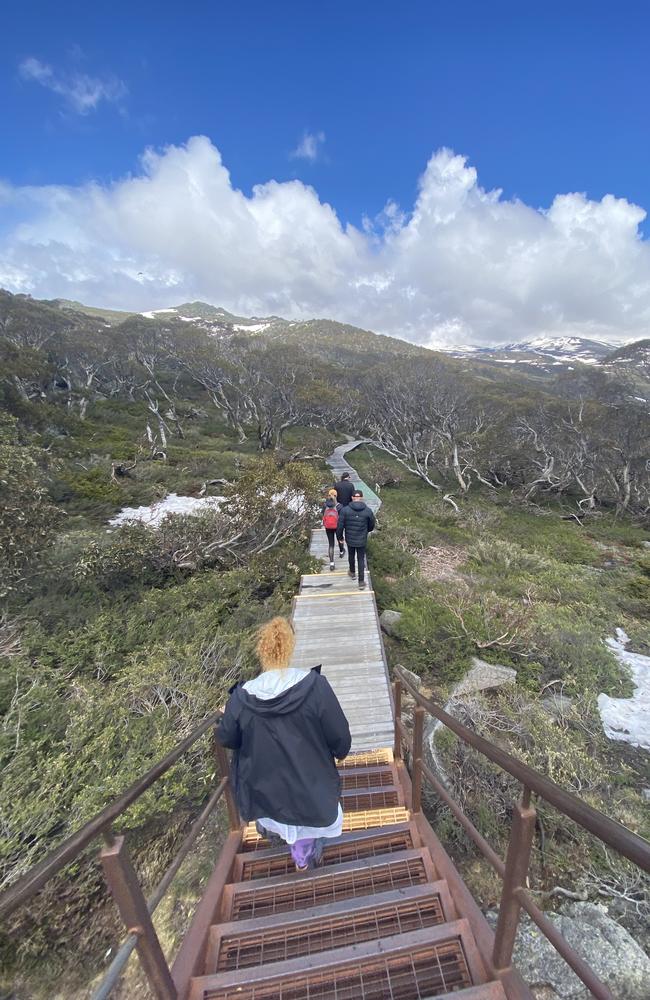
xmin=452 ymin=657 xmax=517 ymax=697
xmin=423 ymin=658 xmax=516 ymax=789
xmin=379 ymin=609 xmax=402 ymax=636
xmin=487 ymin=903 xmax=650 ymax=999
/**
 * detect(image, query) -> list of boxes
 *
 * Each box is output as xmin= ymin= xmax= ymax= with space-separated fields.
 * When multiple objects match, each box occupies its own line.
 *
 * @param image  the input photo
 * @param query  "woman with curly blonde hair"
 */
xmin=217 ymin=616 xmax=351 ymax=870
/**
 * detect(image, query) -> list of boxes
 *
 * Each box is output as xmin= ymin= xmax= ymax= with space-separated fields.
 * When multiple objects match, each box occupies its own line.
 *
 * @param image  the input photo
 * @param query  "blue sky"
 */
xmin=2 ymin=0 xmax=650 ymax=345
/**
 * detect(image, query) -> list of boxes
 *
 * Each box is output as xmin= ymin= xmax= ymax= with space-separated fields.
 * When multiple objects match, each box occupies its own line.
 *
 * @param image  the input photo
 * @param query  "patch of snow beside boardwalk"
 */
xmin=109 ymin=493 xmax=224 ymax=528
xmin=109 ymin=489 xmax=306 ymax=529
xmin=598 ymin=629 xmax=650 ymax=751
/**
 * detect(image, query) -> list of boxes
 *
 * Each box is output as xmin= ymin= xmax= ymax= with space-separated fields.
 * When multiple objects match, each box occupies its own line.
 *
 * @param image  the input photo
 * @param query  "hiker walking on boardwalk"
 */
xmin=322 ymin=488 xmax=345 ymax=571
xmin=336 ymin=489 xmax=375 ymax=590
xmin=333 ymin=471 xmax=355 ymax=508
xmin=216 ymin=617 xmax=351 ymax=871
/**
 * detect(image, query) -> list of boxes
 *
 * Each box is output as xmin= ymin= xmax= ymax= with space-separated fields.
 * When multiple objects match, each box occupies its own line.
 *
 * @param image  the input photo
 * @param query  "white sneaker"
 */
xmin=329 ymin=561 xmax=335 ymax=571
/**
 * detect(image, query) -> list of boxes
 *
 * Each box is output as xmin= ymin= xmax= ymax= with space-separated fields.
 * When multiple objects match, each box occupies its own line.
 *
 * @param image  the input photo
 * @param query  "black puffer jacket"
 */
xmin=334 ymin=479 xmax=355 ymax=506
xmin=337 ymin=500 xmax=376 ymax=547
xmin=216 ymin=667 xmax=351 ymax=826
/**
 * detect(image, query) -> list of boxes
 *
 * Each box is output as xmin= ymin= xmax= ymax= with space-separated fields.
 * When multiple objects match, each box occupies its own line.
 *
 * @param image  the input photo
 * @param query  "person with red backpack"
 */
xmin=321 ymin=489 xmax=345 ymax=570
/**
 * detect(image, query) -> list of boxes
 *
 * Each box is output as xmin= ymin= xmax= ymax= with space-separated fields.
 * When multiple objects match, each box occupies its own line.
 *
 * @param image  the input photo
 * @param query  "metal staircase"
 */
xmin=186 ymin=749 xmax=506 ymax=1000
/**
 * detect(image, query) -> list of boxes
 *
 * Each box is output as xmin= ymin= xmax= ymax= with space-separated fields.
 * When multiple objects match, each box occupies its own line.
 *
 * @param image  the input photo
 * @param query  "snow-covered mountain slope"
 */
xmin=139 ymin=302 xmax=290 ymax=337
xmin=443 ymin=335 xmax=618 ymax=373
xmin=604 ymin=339 xmax=650 ymax=375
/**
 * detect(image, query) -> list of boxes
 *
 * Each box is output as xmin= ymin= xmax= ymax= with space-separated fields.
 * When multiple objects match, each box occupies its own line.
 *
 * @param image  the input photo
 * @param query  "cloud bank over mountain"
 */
xmin=1 ymin=136 xmax=649 ymax=346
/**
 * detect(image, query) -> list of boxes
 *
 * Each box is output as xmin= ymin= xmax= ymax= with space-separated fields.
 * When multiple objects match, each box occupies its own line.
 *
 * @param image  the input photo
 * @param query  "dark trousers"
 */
xmin=348 ymin=545 xmax=366 ymax=583
xmin=326 ymin=528 xmax=344 ymax=561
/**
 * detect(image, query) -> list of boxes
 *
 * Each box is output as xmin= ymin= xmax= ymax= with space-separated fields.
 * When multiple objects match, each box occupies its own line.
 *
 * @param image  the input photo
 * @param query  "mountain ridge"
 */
xmin=12 ymin=291 xmax=648 ymax=377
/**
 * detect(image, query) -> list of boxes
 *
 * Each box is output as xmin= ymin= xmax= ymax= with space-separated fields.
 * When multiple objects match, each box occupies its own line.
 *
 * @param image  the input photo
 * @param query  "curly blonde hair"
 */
xmin=256 ymin=616 xmax=295 ymax=670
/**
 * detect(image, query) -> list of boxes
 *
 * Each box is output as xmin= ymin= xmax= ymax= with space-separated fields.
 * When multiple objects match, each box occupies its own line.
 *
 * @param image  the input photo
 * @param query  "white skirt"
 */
xmin=258 ymin=803 xmax=343 ymax=844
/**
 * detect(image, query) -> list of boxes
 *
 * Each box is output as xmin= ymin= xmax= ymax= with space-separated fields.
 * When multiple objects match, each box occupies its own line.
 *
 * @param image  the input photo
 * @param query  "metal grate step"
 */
xmin=241 ymin=807 xmax=410 ymax=851
xmin=340 ymin=786 xmax=402 ymax=811
xmin=210 ymin=883 xmax=451 ymax=972
xmin=339 ymin=765 xmax=395 ymax=791
xmin=337 ymin=747 xmax=393 ymax=768
xmin=190 ymin=923 xmax=481 ymax=999
xmin=223 ymin=849 xmax=436 ymax=921
xmin=236 ymin=825 xmax=417 ymax=882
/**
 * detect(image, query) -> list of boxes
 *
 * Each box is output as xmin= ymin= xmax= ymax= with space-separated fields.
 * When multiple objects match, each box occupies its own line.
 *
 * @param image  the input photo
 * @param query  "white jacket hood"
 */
xmin=243 ymin=667 xmax=309 ymax=700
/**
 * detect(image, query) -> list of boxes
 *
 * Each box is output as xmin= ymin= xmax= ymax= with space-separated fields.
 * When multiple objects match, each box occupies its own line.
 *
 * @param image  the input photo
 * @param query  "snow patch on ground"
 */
xmin=233 ymin=322 xmax=271 ymax=333
xmin=109 ymin=489 xmax=306 ymax=528
xmin=109 ymin=493 xmax=224 ymax=528
xmin=598 ymin=629 xmax=650 ymax=750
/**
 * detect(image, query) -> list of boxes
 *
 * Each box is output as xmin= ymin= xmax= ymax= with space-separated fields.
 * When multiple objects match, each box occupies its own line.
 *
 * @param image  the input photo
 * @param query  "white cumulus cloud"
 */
xmin=19 ymin=56 xmax=127 ymax=115
xmin=291 ymin=130 xmax=326 ymax=162
xmin=1 ymin=136 xmax=650 ymax=347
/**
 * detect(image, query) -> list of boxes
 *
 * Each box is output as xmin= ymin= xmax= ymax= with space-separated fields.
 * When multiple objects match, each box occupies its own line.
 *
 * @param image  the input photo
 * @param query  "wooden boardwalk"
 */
xmin=290 ymin=441 xmax=394 ymax=751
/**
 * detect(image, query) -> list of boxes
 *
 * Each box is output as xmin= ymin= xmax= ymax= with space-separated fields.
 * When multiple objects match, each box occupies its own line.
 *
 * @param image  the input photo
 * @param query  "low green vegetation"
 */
xmin=356 ymin=445 xmax=648 ymax=695
xmin=0 ymin=392 xmax=333 ymax=996
xmin=355 ymin=445 xmax=649 ymax=937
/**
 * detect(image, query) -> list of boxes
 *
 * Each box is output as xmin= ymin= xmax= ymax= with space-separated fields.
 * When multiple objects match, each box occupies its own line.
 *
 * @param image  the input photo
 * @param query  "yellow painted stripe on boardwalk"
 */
xmin=302 ymin=572 xmax=351 ymax=578
xmin=296 ymin=590 xmax=374 ymax=599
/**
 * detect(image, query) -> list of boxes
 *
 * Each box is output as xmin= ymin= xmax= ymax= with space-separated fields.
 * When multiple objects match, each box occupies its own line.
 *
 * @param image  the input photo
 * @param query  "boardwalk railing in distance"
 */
xmin=393 ymin=665 xmax=650 ymax=1000
xmin=0 ymin=710 xmax=240 ymax=1000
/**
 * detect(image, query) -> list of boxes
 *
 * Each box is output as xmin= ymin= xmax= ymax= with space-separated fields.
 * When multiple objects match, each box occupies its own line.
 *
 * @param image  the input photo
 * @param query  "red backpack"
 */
xmin=322 ymin=506 xmax=339 ymax=530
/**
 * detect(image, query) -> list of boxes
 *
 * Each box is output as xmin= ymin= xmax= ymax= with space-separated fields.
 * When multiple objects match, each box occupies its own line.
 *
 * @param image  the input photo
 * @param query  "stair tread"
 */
xmin=242 ymin=805 xmax=411 ymax=848
xmin=222 ymin=848 xmax=438 ymax=922
xmin=211 ymin=881 xmax=450 ymax=938
xmin=235 ymin=821 xmax=417 ymax=863
xmin=235 ymin=824 xmax=420 ymax=881
xmin=191 ymin=920 xmax=477 ymax=995
xmin=206 ymin=881 xmax=455 ymax=972
xmin=230 ymin=846 xmax=434 ymax=892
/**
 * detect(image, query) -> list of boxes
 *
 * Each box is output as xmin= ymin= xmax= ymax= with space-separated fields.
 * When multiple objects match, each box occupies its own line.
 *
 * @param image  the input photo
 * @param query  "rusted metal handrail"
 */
xmin=393 ymin=668 xmax=650 ymax=1000
xmin=92 ymin=777 xmax=228 ymax=1000
xmin=394 ymin=666 xmax=650 ymax=872
xmin=0 ymin=709 xmax=224 ymax=921
xmin=0 ymin=708 xmax=238 ymax=1000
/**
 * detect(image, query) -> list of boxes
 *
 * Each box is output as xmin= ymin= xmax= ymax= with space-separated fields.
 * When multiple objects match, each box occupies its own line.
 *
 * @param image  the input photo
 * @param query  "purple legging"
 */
xmin=290 ymin=837 xmax=324 ymax=869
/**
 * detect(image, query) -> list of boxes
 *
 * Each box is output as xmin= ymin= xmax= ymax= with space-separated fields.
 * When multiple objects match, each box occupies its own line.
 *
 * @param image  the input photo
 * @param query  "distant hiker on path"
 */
xmin=322 ymin=489 xmax=345 ymax=570
xmin=216 ymin=617 xmax=351 ymax=871
xmin=337 ymin=489 xmax=375 ymax=590
xmin=334 ymin=471 xmax=355 ymax=508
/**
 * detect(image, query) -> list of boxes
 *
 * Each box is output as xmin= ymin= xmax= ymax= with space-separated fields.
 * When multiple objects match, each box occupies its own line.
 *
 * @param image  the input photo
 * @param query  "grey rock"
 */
xmin=396 ymin=664 xmax=422 ymax=690
xmin=380 ymin=609 xmax=403 ymax=637
xmin=487 ymin=903 xmax=650 ymax=999
xmin=641 ymin=540 xmax=650 ymax=549
xmin=452 ymin=657 xmax=517 ymax=697
xmin=541 ymin=693 xmax=574 ymax=720
xmin=642 ymin=788 xmax=650 ymax=802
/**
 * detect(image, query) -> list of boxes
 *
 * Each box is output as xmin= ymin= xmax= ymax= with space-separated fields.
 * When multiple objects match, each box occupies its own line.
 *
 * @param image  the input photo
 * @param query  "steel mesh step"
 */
xmin=341 ymin=787 xmax=401 ymax=811
xmin=238 ymin=826 xmax=415 ymax=881
xmin=242 ymin=807 xmax=410 ymax=851
xmin=336 ymin=747 xmax=393 ymax=768
xmin=213 ymin=888 xmax=448 ymax=971
xmin=227 ymin=851 xmax=433 ymax=921
xmin=340 ymin=766 xmax=395 ymax=790
xmin=196 ymin=934 xmax=473 ymax=999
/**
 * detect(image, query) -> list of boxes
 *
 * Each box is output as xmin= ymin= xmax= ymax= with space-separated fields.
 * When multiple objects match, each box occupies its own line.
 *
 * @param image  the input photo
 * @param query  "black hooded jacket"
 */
xmin=216 ymin=667 xmax=351 ymax=826
xmin=334 ymin=478 xmax=355 ymax=506
xmin=337 ymin=500 xmax=376 ymax=547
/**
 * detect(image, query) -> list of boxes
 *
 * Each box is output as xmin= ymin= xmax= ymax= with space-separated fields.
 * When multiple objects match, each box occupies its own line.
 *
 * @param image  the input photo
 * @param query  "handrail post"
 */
xmin=393 ymin=679 xmax=402 ymax=761
xmin=412 ymin=706 xmax=425 ymax=813
xmin=213 ymin=734 xmax=240 ymax=831
xmin=492 ymin=786 xmax=536 ymax=971
xmin=100 ymin=835 xmax=177 ymax=1000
